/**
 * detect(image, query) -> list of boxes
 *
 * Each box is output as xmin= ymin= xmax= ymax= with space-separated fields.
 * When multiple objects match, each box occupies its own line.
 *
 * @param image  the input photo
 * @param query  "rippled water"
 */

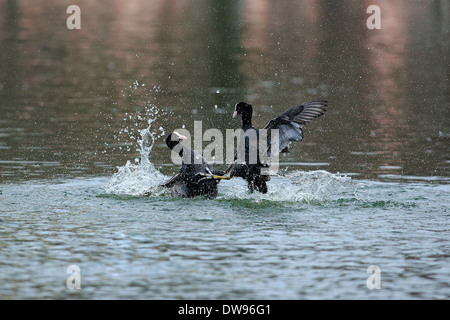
xmin=0 ymin=0 xmax=449 ymax=300
xmin=1 ymin=175 xmax=449 ymax=299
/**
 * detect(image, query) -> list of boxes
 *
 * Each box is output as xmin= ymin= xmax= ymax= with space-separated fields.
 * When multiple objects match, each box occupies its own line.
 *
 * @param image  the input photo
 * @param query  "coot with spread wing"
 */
xmin=229 ymin=100 xmax=327 ymax=193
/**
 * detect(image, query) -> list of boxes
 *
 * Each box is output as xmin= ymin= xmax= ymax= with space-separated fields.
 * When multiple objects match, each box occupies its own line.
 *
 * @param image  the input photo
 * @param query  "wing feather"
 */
xmin=263 ymin=100 xmax=327 ymax=157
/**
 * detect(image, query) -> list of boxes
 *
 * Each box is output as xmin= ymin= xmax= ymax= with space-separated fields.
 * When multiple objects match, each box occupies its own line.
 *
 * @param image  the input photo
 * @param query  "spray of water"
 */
xmin=105 ymin=104 xmax=168 ymax=196
xmin=218 ymin=170 xmax=358 ymax=203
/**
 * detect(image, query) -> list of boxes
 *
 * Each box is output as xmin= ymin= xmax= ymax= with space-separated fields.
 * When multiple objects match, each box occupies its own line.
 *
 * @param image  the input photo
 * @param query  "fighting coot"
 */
xmin=229 ymin=100 xmax=327 ymax=193
xmin=161 ymin=132 xmax=229 ymax=198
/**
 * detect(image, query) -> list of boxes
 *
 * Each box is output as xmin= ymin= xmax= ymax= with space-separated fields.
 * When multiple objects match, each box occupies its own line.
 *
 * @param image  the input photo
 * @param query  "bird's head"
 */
xmin=166 ymin=131 xmax=187 ymax=150
xmin=233 ymin=102 xmax=253 ymax=119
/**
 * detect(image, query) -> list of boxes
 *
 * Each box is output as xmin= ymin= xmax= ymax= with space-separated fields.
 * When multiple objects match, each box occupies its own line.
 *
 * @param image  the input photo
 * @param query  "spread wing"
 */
xmin=262 ymin=100 xmax=327 ymax=158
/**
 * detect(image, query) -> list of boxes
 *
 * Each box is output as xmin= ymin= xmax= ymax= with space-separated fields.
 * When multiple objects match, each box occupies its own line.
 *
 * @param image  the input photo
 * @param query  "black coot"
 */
xmin=229 ymin=100 xmax=327 ymax=193
xmin=161 ymin=132 xmax=228 ymax=198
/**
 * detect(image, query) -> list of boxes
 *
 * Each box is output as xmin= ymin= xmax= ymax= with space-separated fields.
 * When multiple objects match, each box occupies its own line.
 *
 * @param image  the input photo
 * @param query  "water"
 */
xmin=0 ymin=0 xmax=449 ymax=299
xmin=1 ymin=175 xmax=449 ymax=299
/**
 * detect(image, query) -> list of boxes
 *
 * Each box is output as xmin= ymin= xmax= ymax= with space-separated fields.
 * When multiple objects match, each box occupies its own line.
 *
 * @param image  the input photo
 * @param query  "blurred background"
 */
xmin=0 ymin=0 xmax=448 ymax=182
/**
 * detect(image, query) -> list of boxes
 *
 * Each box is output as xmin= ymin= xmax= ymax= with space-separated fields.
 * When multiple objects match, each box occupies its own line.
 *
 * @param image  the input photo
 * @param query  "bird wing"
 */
xmin=263 ymin=100 xmax=327 ymax=157
xmin=160 ymin=171 xmax=184 ymax=188
xmin=160 ymin=158 xmax=189 ymax=188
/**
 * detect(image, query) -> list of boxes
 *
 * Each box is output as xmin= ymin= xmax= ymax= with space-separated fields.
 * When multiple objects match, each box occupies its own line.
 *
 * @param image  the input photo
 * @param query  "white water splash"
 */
xmin=218 ymin=170 xmax=358 ymax=202
xmin=105 ymin=105 xmax=168 ymax=196
xmin=283 ymin=170 xmax=359 ymax=201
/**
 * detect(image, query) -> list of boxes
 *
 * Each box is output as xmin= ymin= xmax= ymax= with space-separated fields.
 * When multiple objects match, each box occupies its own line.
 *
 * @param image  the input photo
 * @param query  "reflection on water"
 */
xmin=0 ymin=0 xmax=448 ymax=182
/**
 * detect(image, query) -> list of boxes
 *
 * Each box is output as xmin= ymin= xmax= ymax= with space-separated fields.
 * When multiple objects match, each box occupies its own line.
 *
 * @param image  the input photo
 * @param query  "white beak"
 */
xmin=232 ymin=111 xmax=237 ymax=119
xmin=173 ymin=131 xmax=187 ymax=140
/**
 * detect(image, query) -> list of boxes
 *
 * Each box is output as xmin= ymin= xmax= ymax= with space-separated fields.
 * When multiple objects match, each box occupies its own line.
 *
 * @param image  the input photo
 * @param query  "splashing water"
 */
xmin=283 ymin=170 xmax=359 ymax=202
xmin=218 ymin=170 xmax=358 ymax=203
xmin=105 ymin=104 xmax=168 ymax=196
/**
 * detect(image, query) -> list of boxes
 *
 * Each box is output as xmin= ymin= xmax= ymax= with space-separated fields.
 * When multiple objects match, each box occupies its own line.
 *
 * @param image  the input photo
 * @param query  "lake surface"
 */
xmin=0 ymin=0 xmax=449 ymax=299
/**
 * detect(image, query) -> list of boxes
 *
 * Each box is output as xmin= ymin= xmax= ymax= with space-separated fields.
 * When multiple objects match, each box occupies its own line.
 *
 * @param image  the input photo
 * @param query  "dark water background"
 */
xmin=0 ymin=0 xmax=448 ymax=182
xmin=0 ymin=0 xmax=449 ymax=300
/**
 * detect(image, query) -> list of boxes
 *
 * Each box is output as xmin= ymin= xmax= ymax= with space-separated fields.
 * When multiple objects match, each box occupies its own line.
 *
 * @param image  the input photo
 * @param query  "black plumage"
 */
xmin=161 ymin=132 xmax=225 ymax=199
xmin=230 ymin=100 xmax=327 ymax=193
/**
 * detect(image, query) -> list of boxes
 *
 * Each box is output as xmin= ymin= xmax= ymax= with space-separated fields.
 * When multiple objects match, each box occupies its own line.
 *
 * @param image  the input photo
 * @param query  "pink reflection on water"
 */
xmin=364 ymin=0 xmax=412 ymax=173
